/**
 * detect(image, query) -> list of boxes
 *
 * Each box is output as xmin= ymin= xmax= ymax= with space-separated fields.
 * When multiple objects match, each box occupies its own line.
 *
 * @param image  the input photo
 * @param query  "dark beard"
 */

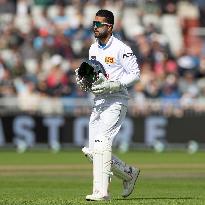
xmin=94 ymin=29 xmax=108 ymax=39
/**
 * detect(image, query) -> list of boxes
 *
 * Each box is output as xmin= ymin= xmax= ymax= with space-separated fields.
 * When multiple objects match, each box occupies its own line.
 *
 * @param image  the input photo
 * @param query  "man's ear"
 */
xmin=108 ymin=25 xmax=113 ymax=33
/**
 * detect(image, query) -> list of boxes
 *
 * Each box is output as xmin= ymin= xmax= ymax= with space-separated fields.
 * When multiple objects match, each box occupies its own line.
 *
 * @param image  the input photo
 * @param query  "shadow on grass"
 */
xmin=116 ymin=197 xmax=199 ymax=201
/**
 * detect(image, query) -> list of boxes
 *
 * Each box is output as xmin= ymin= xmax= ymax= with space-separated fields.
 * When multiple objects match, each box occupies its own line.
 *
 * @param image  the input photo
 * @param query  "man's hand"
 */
xmin=92 ymin=73 xmax=107 ymax=86
xmin=91 ymin=76 xmax=123 ymax=94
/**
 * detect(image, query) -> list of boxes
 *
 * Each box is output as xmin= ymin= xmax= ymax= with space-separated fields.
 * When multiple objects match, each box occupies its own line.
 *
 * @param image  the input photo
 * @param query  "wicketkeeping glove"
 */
xmin=75 ymin=60 xmax=107 ymax=92
xmin=75 ymin=68 xmax=88 ymax=91
xmin=91 ymin=74 xmax=123 ymax=94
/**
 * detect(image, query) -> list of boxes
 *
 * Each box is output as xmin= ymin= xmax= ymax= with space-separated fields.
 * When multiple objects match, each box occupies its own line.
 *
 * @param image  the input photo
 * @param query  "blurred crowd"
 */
xmin=0 ymin=0 xmax=205 ymax=115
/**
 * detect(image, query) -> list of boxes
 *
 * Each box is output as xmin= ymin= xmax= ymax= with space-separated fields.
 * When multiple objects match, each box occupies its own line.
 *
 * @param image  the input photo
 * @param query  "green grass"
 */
xmin=0 ymin=150 xmax=204 ymax=205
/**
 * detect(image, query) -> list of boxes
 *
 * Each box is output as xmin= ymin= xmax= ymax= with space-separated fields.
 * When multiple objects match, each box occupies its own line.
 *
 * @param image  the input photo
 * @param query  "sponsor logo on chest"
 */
xmin=91 ymin=56 xmax=96 ymax=60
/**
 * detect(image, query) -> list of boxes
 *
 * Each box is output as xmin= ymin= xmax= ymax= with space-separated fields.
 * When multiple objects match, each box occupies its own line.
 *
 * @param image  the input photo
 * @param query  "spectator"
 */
xmin=160 ymin=74 xmax=181 ymax=102
xmin=45 ymin=54 xmax=70 ymax=97
xmin=0 ymin=68 xmax=16 ymax=97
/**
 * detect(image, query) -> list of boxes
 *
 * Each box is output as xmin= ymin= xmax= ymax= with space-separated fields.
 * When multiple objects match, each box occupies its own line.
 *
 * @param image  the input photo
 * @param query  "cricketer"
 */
xmin=76 ymin=9 xmax=141 ymax=201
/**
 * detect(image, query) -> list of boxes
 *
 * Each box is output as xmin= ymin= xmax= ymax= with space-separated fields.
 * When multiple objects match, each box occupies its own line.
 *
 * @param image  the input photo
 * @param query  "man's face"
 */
xmin=93 ymin=16 xmax=112 ymax=39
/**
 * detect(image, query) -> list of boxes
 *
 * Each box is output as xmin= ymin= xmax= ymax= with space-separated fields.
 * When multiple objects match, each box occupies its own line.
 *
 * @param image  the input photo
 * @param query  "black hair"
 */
xmin=96 ymin=9 xmax=114 ymax=25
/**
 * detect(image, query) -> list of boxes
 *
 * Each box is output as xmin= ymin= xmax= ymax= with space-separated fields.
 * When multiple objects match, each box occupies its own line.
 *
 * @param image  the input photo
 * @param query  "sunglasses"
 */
xmin=93 ymin=21 xmax=112 ymax=28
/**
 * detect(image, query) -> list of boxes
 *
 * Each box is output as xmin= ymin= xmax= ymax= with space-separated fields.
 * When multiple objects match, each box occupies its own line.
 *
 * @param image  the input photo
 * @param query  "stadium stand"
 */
xmin=0 ymin=0 xmax=205 ymax=116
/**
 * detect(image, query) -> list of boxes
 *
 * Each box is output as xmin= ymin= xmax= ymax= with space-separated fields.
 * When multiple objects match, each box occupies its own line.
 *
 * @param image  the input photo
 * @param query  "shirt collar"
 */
xmin=97 ymin=35 xmax=113 ymax=49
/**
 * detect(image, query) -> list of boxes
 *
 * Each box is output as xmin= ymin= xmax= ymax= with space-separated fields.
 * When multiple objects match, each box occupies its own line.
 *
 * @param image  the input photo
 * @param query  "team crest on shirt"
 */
xmin=105 ymin=57 xmax=115 ymax=64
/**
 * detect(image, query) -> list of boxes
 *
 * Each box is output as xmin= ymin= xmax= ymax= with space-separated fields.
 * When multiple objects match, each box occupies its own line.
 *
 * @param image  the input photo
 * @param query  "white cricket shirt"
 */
xmin=89 ymin=35 xmax=140 ymax=106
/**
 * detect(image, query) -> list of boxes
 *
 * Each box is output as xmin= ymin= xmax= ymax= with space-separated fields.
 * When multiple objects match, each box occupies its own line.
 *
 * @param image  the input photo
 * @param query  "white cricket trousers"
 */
xmin=88 ymin=102 xmax=127 ymax=196
xmin=88 ymin=103 xmax=127 ymax=151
